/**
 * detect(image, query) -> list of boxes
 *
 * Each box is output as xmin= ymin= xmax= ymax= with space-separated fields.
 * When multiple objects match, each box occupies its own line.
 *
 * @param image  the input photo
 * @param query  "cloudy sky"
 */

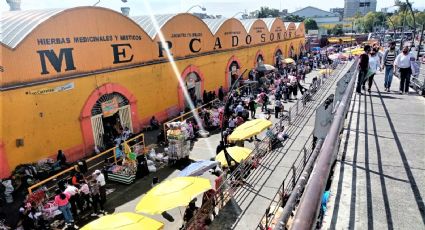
xmin=1 ymin=0 xmax=424 ymax=17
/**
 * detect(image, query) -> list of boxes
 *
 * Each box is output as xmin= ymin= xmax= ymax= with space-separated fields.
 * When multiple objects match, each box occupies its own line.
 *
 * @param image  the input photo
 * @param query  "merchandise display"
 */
xmin=166 ymin=122 xmax=191 ymax=161
xmin=107 ymin=159 xmax=137 ymax=184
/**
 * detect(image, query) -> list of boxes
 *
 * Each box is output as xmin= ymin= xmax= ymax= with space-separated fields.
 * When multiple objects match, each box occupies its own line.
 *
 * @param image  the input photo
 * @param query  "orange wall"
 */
xmin=0 ymin=7 xmax=305 ymax=177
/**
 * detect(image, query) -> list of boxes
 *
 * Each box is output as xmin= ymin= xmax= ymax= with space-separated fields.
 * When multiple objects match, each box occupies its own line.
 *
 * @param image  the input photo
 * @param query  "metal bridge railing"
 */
xmin=289 ymin=60 xmax=359 ymax=230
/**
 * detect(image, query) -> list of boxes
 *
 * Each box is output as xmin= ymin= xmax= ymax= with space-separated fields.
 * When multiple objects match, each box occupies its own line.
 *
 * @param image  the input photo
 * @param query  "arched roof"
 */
xmin=0 ymin=6 xmax=296 ymax=50
xmin=284 ymin=22 xmax=297 ymax=30
xmin=239 ymin=19 xmax=258 ymax=33
xmin=260 ymin=18 xmax=278 ymax=31
xmin=202 ymin=18 xmax=228 ymax=35
xmin=131 ymin=14 xmax=176 ymax=39
xmin=0 ymin=8 xmax=66 ymax=49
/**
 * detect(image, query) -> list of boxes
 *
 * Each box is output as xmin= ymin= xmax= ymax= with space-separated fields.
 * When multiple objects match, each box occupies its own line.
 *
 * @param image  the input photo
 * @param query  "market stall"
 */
xmin=106 ymin=159 xmax=137 ymax=184
xmin=166 ymin=122 xmax=191 ymax=163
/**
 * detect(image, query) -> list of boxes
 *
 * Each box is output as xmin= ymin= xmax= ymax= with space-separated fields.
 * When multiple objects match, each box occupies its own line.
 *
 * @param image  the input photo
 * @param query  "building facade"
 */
xmin=344 ymin=0 xmax=377 ymax=19
xmin=330 ymin=8 xmax=344 ymax=20
xmin=0 ymin=7 xmax=305 ymax=177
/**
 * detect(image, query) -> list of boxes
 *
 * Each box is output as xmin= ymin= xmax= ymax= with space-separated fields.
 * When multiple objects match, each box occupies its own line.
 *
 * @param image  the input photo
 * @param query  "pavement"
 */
xmin=321 ymin=70 xmax=425 ymax=229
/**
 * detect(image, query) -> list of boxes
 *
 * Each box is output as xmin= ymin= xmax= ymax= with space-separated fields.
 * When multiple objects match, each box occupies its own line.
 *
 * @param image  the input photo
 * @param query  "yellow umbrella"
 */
xmin=283 ymin=58 xmax=295 ymax=64
xmin=135 ymin=177 xmax=211 ymax=214
xmin=216 ymin=146 xmax=252 ymax=167
xmin=81 ymin=212 xmax=164 ymax=230
xmin=228 ymin=118 xmax=272 ymax=141
xmin=319 ymin=69 xmax=333 ymax=75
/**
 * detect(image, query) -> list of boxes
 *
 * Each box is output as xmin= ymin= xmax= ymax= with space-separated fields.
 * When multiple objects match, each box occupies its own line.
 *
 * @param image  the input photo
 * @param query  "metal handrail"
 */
xmin=290 ymin=61 xmax=358 ymax=230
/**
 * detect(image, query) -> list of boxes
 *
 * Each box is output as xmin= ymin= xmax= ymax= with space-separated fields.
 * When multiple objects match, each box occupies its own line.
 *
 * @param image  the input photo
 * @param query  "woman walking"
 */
xmin=364 ymin=48 xmax=380 ymax=92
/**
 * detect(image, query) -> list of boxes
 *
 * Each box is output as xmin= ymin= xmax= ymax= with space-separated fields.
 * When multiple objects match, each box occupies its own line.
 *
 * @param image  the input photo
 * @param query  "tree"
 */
xmin=257 ymin=7 xmax=280 ymax=18
xmin=329 ymin=24 xmax=344 ymax=35
xmin=283 ymin=15 xmax=305 ymax=22
xmin=304 ymin=18 xmax=318 ymax=32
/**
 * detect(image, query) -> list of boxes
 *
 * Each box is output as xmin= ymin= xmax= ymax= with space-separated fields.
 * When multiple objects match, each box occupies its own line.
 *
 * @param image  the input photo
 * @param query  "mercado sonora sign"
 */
xmin=35 ymin=31 xmax=287 ymax=75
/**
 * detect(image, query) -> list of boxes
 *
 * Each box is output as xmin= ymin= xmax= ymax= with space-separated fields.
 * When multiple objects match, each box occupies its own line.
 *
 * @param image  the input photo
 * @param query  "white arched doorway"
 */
xmin=90 ymin=92 xmax=133 ymax=148
xmin=274 ymin=49 xmax=283 ymax=67
xmin=256 ymin=54 xmax=264 ymax=67
xmin=228 ymin=61 xmax=240 ymax=89
xmin=184 ymin=72 xmax=202 ymax=109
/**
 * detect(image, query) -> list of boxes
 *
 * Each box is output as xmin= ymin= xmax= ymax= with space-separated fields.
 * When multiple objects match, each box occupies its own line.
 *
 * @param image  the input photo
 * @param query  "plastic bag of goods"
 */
xmin=148 ymin=149 xmax=156 ymax=160
xmin=148 ymin=165 xmax=157 ymax=173
xmin=147 ymin=160 xmax=154 ymax=166
xmin=155 ymin=153 xmax=164 ymax=161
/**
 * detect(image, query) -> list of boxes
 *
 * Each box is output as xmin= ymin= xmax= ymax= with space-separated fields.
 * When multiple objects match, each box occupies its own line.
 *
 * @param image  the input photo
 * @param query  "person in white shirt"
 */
xmin=364 ymin=48 xmax=381 ymax=92
xmin=93 ymin=169 xmax=106 ymax=211
xmin=394 ymin=46 xmax=413 ymax=94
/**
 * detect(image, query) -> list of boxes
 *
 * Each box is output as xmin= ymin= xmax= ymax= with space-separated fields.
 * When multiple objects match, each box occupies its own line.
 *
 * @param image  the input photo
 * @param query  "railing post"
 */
xmin=281 ymin=180 xmax=285 ymax=205
xmin=296 ymin=100 xmax=299 ymax=115
xmin=288 ymin=110 xmax=291 ymax=125
xmin=292 ymin=165 xmax=296 ymax=188
xmin=303 ymin=147 xmax=307 ymax=165
xmin=265 ymin=207 xmax=270 ymax=229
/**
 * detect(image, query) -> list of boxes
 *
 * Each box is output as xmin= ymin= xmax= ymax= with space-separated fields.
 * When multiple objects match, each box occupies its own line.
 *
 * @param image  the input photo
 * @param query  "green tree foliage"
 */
xmin=330 ymin=24 xmax=344 ymax=35
xmin=257 ymin=7 xmax=280 ymax=18
xmin=304 ymin=18 xmax=318 ymax=32
xmin=283 ymin=15 xmax=305 ymax=22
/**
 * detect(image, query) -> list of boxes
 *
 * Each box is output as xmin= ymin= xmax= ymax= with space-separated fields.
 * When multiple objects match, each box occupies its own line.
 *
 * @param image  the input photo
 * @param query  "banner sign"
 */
xmin=101 ymin=98 xmax=119 ymax=117
xmin=27 ymin=82 xmax=75 ymax=95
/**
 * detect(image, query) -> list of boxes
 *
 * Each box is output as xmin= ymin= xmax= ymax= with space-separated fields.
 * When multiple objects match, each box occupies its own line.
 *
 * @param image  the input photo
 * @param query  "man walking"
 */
xmin=356 ymin=45 xmax=371 ymax=94
xmin=394 ymin=46 xmax=414 ymax=94
xmin=381 ymin=41 xmax=399 ymax=92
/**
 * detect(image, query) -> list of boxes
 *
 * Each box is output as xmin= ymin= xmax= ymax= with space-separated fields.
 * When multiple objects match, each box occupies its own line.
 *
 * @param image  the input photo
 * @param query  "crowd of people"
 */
xmin=356 ymin=41 xmax=418 ymax=95
xmin=16 ymin=169 xmax=107 ymax=230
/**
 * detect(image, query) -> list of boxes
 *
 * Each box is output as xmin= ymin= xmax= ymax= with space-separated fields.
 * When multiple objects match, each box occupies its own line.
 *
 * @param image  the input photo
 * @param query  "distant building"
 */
xmin=344 ymin=0 xmax=377 ymax=19
xmin=290 ymin=6 xmax=341 ymax=35
xmin=330 ymin=8 xmax=344 ymax=19
xmin=279 ymin=9 xmax=289 ymax=17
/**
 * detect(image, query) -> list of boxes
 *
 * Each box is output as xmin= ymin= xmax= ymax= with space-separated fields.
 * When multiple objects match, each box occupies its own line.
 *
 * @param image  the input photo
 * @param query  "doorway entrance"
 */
xmin=90 ymin=92 xmax=133 ymax=149
xmin=275 ymin=49 xmax=283 ymax=67
xmin=256 ymin=54 xmax=264 ymax=67
xmin=228 ymin=61 xmax=240 ymax=89
xmin=184 ymin=72 xmax=202 ymax=109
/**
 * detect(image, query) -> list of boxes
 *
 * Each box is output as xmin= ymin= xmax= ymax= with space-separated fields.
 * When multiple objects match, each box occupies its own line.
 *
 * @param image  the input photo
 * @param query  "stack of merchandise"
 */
xmin=166 ymin=122 xmax=190 ymax=161
xmin=107 ymin=160 xmax=137 ymax=184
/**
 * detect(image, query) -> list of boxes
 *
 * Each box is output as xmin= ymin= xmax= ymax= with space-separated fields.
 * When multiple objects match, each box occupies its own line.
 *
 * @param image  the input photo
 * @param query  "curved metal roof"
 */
xmin=0 ymin=8 xmax=65 ymax=49
xmin=202 ymin=18 xmax=228 ymax=35
xmin=131 ymin=14 xmax=176 ymax=39
xmin=0 ymin=7 xmax=288 ymax=49
xmin=284 ymin=22 xmax=296 ymax=30
xmin=239 ymin=19 xmax=258 ymax=32
xmin=260 ymin=18 xmax=276 ymax=31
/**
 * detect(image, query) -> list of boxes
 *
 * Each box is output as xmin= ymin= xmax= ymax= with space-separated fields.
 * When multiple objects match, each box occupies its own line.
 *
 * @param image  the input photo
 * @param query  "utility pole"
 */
xmin=417 ymin=23 xmax=424 ymax=61
xmin=406 ymin=0 xmax=416 ymax=49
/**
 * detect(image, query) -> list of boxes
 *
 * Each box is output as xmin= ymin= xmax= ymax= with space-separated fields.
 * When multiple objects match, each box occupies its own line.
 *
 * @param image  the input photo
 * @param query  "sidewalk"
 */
xmin=322 ymin=71 xmax=425 ymax=229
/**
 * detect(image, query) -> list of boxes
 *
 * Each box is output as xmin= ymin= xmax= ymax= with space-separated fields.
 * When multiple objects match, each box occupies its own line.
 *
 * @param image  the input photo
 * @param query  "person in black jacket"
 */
xmin=356 ymin=45 xmax=371 ymax=94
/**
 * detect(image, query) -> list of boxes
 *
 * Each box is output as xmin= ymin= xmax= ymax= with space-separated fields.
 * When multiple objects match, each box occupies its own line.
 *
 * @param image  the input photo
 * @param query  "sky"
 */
xmin=1 ymin=0 xmax=424 ymax=17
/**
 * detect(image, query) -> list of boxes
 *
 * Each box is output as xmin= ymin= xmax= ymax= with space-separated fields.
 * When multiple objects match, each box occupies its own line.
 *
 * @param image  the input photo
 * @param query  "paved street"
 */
xmin=322 ymin=71 xmax=425 ymax=229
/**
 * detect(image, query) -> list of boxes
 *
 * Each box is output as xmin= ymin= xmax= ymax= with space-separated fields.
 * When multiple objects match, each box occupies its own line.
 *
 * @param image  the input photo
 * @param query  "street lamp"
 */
xmin=94 ymin=0 xmax=127 ymax=6
xmin=186 ymin=5 xmax=206 ymax=13
xmin=231 ymin=12 xmax=246 ymax=18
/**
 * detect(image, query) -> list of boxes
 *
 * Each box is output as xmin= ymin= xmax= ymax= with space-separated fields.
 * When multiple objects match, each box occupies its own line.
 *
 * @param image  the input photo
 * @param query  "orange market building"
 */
xmin=0 ymin=7 xmax=305 ymax=178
